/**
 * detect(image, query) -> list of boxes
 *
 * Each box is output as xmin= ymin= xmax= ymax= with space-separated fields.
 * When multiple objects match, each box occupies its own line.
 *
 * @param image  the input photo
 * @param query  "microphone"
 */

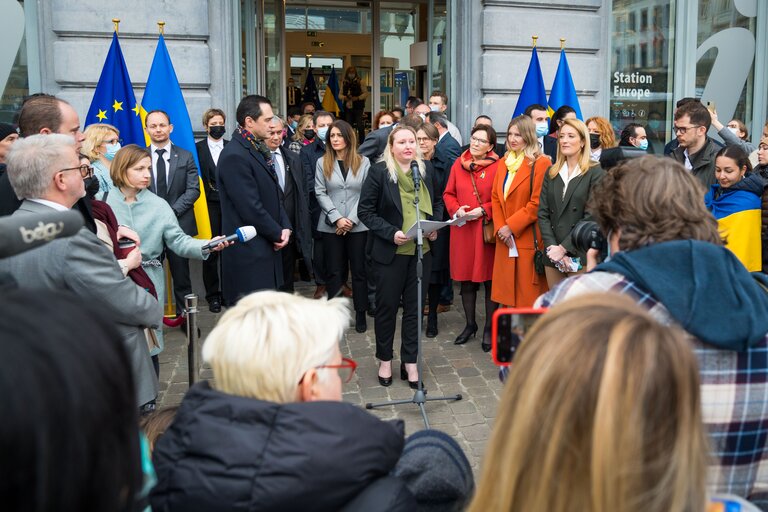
xmin=0 ymin=210 xmax=85 ymax=258
xmin=202 ymin=225 xmax=257 ymax=253
xmin=410 ymin=160 xmax=421 ymax=191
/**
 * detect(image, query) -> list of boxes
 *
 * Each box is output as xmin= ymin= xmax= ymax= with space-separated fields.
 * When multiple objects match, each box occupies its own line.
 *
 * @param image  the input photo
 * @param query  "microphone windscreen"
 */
xmin=236 ymin=225 xmax=257 ymax=242
xmin=0 ymin=210 xmax=84 ymax=258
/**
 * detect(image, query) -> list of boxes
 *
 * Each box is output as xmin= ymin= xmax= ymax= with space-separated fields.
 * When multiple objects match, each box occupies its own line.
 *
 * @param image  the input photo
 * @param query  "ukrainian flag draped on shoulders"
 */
xmin=140 ymin=33 xmax=210 ymax=239
xmin=85 ymin=32 xmax=145 ymax=145
xmin=704 ymin=173 xmax=762 ymax=271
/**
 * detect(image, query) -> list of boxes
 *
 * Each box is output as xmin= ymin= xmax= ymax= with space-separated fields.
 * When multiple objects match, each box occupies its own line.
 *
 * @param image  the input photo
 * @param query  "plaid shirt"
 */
xmin=536 ymin=271 xmax=768 ymax=508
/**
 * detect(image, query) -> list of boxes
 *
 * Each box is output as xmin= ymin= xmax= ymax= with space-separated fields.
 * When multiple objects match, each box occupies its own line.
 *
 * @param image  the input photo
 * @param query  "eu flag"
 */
xmin=512 ymin=47 xmax=548 ymax=118
xmin=302 ymin=68 xmax=320 ymax=109
xmin=140 ymin=34 xmax=211 ymax=239
xmin=321 ymin=67 xmax=342 ymax=116
xmin=548 ymin=49 xmax=583 ymax=120
xmin=85 ymin=32 xmax=144 ymax=145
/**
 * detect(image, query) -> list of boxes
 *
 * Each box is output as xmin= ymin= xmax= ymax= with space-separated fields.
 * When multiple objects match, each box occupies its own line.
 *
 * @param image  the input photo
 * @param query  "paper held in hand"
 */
xmin=405 ymin=219 xmax=455 ymax=238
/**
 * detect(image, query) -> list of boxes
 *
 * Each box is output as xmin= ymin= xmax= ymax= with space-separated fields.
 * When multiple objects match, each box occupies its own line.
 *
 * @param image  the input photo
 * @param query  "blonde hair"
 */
xmin=82 ymin=124 xmax=119 ymax=161
xmin=506 ymin=115 xmax=542 ymax=160
xmin=549 ymin=118 xmax=597 ymax=177
xmin=382 ymin=125 xmax=425 ymax=183
xmin=292 ymin=114 xmax=314 ymax=142
xmin=469 ymin=294 xmax=708 ymax=512
xmin=202 ymin=291 xmax=351 ymax=403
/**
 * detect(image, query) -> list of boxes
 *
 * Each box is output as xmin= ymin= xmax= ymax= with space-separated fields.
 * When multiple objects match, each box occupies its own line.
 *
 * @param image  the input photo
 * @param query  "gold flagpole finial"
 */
xmin=532 ymin=36 xmax=538 ymax=48
xmin=157 ymin=21 xmax=165 ymax=35
xmin=112 ymin=18 xmax=120 ymax=33
xmin=560 ymin=38 xmax=566 ymax=50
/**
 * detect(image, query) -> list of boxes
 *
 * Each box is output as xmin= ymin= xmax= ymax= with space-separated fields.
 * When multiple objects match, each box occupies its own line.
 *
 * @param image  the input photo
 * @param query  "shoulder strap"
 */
xmin=469 ymin=172 xmax=482 ymax=206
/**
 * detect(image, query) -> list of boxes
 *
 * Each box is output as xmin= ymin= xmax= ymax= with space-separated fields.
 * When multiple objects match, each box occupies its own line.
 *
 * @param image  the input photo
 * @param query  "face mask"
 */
xmin=535 ymin=122 xmax=549 ymax=138
xmin=429 ymin=105 xmax=440 ymax=112
xmin=290 ymin=120 xmax=298 ymax=130
xmin=379 ymin=121 xmax=393 ymax=128
xmin=419 ymin=113 xmax=426 ymax=121
xmin=589 ymin=133 xmax=601 ymax=150
xmin=84 ymin=176 xmax=100 ymax=198
xmin=209 ymin=126 xmax=226 ymax=140
xmin=728 ymin=126 xmax=740 ymax=136
xmin=104 ymin=142 xmax=121 ymax=161
xmin=304 ymin=129 xmax=316 ymax=141
xmin=347 ymin=74 xmax=355 ymax=79
xmin=317 ymin=126 xmax=329 ymax=142
xmin=637 ymin=139 xmax=649 ymax=151
xmin=647 ymin=120 xmax=661 ymax=132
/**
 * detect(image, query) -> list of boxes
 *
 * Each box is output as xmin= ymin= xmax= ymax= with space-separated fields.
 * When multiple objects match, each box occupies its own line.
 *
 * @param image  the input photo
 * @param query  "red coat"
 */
xmin=490 ymin=155 xmax=550 ymax=306
xmin=443 ymin=156 xmax=497 ymax=282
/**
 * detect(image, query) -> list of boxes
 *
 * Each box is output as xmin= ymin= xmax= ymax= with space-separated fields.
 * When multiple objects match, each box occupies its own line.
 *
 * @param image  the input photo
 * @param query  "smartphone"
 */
xmin=706 ymin=101 xmax=716 ymax=112
xmin=117 ymin=237 xmax=136 ymax=249
xmin=491 ymin=307 xmax=547 ymax=366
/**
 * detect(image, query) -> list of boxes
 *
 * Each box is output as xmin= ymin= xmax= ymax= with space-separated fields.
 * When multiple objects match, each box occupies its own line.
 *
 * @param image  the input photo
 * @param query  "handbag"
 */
xmin=530 ymin=166 xmax=546 ymax=275
xmin=469 ymin=172 xmax=495 ymax=245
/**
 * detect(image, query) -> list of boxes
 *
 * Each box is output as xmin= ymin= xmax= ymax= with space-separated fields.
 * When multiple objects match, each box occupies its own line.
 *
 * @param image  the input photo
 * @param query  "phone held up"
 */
xmin=491 ymin=308 xmax=548 ymax=366
xmin=117 ymin=237 xmax=136 ymax=250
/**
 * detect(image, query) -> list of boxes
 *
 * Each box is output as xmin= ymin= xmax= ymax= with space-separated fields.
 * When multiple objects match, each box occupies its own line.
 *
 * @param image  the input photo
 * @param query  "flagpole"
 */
xmin=560 ymin=38 xmax=566 ymax=50
xmin=113 ymin=18 xmax=120 ymax=34
xmin=532 ymin=35 xmax=538 ymax=48
xmin=157 ymin=21 xmax=165 ymax=35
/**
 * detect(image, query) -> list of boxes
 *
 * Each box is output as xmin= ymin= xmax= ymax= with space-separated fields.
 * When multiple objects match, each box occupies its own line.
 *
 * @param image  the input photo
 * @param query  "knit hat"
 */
xmin=393 ymin=429 xmax=474 ymax=512
xmin=0 ymin=123 xmax=18 ymax=141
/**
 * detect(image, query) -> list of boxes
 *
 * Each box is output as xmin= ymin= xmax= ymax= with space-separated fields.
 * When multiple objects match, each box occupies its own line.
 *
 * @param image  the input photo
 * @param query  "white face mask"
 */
xmin=535 ymin=122 xmax=549 ymax=138
xmin=728 ymin=126 xmax=740 ymax=136
xmin=429 ymin=105 xmax=440 ymax=112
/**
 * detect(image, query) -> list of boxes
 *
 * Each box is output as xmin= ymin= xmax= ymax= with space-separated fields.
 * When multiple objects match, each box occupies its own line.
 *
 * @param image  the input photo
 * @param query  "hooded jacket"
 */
xmin=150 ymin=382 xmax=415 ymax=512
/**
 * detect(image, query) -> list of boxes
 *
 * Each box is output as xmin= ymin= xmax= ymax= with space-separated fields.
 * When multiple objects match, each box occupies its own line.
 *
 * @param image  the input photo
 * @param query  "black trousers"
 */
xmin=374 ymin=251 xmax=432 ymax=364
xmin=279 ymin=240 xmax=297 ymax=293
xmin=323 ymin=231 xmax=368 ymax=311
xmin=312 ymin=236 xmax=328 ymax=285
xmin=202 ymin=200 xmax=222 ymax=301
xmin=167 ymin=250 xmax=192 ymax=316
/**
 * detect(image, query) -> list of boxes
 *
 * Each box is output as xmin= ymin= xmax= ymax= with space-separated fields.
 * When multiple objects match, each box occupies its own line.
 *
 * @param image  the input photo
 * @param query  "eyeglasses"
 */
xmin=470 ymin=136 xmax=489 ymax=145
xmin=315 ymin=357 xmax=358 ymax=383
xmin=102 ymin=138 xmax=122 ymax=145
xmin=58 ymin=164 xmax=93 ymax=178
xmin=417 ymin=137 xmax=433 ymax=143
xmin=673 ymin=125 xmax=700 ymax=134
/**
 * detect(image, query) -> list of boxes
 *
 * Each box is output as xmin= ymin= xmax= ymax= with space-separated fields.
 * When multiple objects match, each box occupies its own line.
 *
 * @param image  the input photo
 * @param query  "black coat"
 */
xmin=150 ymin=382 xmax=415 ymax=512
xmin=299 ymin=140 xmax=326 ymax=238
xmin=434 ymin=133 xmax=462 ymax=179
xmin=149 ymin=144 xmax=201 ymax=236
xmin=217 ymin=134 xmax=291 ymax=302
xmin=543 ymin=134 xmax=558 ymax=161
xmin=195 ymin=138 xmax=229 ymax=203
xmin=358 ymin=160 xmax=445 ymax=265
xmin=426 ymin=156 xmax=451 ymax=276
xmin=358 ymin=124 xmax=394 ymax=162
xmin=281 ymin=148 xmax=313 ymax=271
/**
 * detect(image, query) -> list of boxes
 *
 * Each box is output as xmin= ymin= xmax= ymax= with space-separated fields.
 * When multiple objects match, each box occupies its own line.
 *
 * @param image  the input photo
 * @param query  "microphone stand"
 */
xmin=366 ymin=160 xmax=462 ymax=429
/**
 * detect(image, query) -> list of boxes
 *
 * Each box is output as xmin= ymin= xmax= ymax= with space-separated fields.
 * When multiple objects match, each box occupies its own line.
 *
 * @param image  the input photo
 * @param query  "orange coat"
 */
xmin=490 ymin=154 xmax=551 ymax=306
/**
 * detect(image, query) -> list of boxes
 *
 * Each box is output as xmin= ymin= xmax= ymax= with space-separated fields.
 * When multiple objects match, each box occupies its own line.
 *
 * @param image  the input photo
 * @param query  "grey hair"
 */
xmin=6 ymin=134 xmax=75 ymax=199
xmin=269 ymin=116 xmax=286 ymax=128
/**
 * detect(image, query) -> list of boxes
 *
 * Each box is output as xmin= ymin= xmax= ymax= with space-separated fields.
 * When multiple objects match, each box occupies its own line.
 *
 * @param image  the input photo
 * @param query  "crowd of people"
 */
xmin=2 ymin=87 xmax=768 ymax=510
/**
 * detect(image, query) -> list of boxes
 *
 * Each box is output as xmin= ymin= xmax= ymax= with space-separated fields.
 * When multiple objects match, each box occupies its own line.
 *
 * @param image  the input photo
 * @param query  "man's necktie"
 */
xmin=272 ymin=151 xmax=285 ymax=191
xmin=156 ymin=148 xmax=167 ymax=198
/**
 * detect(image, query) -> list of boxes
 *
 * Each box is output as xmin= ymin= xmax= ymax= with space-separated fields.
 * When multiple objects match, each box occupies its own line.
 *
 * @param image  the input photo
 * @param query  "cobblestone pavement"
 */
xmin=158 ymin=266 xmax=504 ymax=472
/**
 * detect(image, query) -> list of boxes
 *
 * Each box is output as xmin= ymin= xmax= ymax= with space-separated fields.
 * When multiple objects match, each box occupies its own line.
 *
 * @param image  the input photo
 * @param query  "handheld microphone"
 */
xmin=0 ymin=210 xmax=84 ymax=258
xmin=410 ymin=160 xmax=421 ymax=191
xmin=202 ymin=225 xmax=257 ymax=253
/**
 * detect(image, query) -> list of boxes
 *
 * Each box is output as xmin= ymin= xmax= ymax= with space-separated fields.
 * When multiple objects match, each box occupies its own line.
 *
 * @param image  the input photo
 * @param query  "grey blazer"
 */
xmin=315 ymin=156 xmax=371 ymax=233
xmin=0 ymin=200 xmax=163 ymax=406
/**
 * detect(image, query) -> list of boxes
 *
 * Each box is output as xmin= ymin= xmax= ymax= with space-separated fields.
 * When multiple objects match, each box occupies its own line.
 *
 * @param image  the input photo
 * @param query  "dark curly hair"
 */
xmin=588 ymin=155 xmax=722 ymax=251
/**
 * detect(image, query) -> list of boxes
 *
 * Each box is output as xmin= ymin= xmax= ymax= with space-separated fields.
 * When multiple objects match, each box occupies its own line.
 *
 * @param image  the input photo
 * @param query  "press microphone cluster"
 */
xmin=201 ymin=225 xmax=257 ymax=254
xmin=0 ymin=210 xmax=84 ymax=258
xmin=410 ymin=160 xmax=421 ymax=190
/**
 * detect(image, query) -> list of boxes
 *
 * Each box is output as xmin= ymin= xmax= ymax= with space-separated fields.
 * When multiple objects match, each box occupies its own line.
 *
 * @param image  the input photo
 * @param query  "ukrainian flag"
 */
xmin=321 ymin=67 xmax=342 ymax=117
xmin=548 ymin=49 xmax=582 ymax=120
xmin=140 ymin=33 xmax=211 ymax=239
xmin=85 ymin=32 xmax=144 ymax=145
xmin=512 ymin=47 xmax=548 ymax=118
xmin=705 ymin=176 xmax=762 ymax=271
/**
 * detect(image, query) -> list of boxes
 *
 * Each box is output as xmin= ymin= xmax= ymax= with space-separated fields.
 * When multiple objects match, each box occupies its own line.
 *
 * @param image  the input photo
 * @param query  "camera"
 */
xmin=570 ymin=221 xmax=607 ymax=261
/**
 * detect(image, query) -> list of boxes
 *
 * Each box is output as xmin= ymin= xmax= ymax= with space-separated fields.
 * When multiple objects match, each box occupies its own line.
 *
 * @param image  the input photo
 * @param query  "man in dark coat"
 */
xmin=671 ymin=101 xmax=720 ymax=189
xmin=217 ymin=95 xmax=291 ymax=304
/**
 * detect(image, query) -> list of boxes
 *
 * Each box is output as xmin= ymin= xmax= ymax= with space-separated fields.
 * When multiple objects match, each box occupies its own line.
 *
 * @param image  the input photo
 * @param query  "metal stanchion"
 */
xmin=184 ymin=294 xmax=200 ymax=386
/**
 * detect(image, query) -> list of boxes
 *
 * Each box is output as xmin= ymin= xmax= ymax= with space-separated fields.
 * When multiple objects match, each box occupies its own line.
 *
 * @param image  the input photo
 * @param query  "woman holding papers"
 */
xmin=443 ymin=125 xmax=500 ymax=351
xmin=358 ymin=125 xmax=443 ymax=388
xmin=491 ymin=116 xmax=551 ymax=309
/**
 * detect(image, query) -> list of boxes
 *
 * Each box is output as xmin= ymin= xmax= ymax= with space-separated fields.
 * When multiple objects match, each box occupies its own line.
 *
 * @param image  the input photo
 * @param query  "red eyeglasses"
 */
xmin=315 ymin=357 xmax=358 ymax=383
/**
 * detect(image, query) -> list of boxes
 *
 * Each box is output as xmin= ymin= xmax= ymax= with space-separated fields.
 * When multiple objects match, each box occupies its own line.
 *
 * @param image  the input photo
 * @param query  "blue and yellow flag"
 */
xmin=85 ymin=32 xmax=144 ymax=144
xmin=705 ymin=178 xmax=762 ymax=272
xmin=321 ymin=67 xmax=342 ymax=116
xmin=140 ymin=34 xmax=210 ymax=239
xmin=548 ymin=49 xmax=582 ymax=120
xmin=302 ymin=68 xmax=320 ymax=109
xmin=512 ymin=47 xmax=548 ymax=118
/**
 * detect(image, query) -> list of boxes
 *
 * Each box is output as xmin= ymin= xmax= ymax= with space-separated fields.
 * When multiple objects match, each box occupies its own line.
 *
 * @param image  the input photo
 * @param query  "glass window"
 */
xmin=0 ymin=1 xmax=35 ymax=123
xmin=610 ymin=0 xmax=675 ymax=154
xmin=264 ymin=0 xmax=284 ymax=115
xmin=696 ymin=0 xmax=756 ymax=130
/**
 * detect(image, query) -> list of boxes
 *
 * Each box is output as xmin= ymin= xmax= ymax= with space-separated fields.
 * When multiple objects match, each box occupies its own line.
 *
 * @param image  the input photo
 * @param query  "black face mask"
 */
xmin=589 ymin=133 xmax=601 ymax=150
xmin=209 ymin=126 xmax=226 ymax=140
xmin=84 ymin=176 xmax=100 ymax=199
xmin=304 ymin=129 xmax=316 ymax=141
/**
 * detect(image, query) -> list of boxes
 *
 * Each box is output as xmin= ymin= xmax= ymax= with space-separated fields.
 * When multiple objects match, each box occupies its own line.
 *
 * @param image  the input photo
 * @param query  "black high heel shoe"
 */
xmin=481 ymin=327 xmax=492 ymax=353
xmin=454 ymin=323 xmax=478 ymax=345
xmin=378 ymin=361 xmax=393 ymax=387
xmin=426 ymin=315 xmax=438 ymax=338
xmin=400 ymin=362 xmax=424 ymax=390
xmin=355 ymin=311 xmax=367 ymax=333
